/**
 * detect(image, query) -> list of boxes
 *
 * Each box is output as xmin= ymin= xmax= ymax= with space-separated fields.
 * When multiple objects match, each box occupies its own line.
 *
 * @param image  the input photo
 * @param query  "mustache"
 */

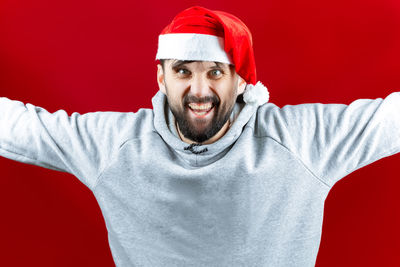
xmin=183 ymin=94 xmax=220 ymax=106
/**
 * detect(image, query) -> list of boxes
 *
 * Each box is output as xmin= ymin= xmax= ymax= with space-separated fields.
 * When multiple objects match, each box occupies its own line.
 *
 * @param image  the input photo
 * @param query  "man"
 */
xmin=1 ymin=5 xmax=400 ymax=267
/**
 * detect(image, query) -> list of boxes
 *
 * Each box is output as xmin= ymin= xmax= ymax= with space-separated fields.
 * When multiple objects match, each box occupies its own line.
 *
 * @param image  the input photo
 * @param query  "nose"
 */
xmin=189 ymin=75 xmax=212 ymax=98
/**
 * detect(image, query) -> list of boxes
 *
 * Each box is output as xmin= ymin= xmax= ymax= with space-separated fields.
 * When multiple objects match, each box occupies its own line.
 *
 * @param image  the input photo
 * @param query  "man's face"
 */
xmin=157 ymin=60 xmax=246 ymax=144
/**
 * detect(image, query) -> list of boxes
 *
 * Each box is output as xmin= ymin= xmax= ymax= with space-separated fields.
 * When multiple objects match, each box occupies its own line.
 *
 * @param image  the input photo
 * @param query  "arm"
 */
xmin=258 ymin=92 xmax=400 ymax=187
xmin=0 ymin=97 xmax=137 ymax=189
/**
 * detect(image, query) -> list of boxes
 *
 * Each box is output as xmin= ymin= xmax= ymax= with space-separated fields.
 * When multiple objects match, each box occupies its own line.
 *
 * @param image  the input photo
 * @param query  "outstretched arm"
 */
xmin=0 ymin=97 xmax=137 ymax=189
xmin=259 ymin=91 xmax=400 ymax=187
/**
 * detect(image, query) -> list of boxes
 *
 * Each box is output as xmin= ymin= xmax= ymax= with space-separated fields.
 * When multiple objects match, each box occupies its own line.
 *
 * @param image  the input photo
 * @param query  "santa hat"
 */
xmin=156 ymin=6 xmax=269 ymax=105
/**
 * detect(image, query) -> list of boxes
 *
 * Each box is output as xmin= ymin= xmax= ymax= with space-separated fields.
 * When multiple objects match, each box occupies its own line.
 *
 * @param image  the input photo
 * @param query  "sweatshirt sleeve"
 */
xmin=0 ymin=97 xmax=136 ymax=190
xmin=260 ymin=92 xmax=400 ymax=187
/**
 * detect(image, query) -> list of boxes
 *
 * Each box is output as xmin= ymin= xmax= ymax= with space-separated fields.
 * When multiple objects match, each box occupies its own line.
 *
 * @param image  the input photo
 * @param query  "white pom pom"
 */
xmin=243 ymin=81 xmax=270 ymax=105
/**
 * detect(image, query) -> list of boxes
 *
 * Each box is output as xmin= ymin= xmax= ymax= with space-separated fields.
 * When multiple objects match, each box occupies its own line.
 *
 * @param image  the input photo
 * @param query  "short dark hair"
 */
xmin=158 ymin=59 xmax=244 ymax=103
xmin=159 ymin=59 xmax=166 ymax=69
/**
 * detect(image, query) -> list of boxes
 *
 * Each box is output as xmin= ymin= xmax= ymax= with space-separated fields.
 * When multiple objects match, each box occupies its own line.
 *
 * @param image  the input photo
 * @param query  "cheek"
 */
xmin=219 ymin=83 xmax=238 ymax=102
xmin=165 ymin=80 xmax=187 ymax=101
xmin=167 ymin=94 xmax=184 ymax=110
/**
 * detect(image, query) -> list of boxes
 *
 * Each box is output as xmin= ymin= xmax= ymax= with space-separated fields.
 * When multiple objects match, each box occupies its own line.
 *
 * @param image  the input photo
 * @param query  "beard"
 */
xmin=165 ymin=86 xmax=236 ymax=144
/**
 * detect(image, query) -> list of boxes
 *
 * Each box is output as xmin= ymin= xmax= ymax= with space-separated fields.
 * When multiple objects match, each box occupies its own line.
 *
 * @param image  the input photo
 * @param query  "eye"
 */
xmin=177 ymin=68 xmax=190 ymax=75
xmin=209 ymin=69 xmax=223 ymax=77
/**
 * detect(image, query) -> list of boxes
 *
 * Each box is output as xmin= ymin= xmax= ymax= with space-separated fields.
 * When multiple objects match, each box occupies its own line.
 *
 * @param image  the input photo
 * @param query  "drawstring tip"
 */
xmin=184 ymin=143 xmax=208 ymax=154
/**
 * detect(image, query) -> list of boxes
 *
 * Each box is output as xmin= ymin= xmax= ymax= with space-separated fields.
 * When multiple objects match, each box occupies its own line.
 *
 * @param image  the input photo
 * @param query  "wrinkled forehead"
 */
xmin=165 ymin=59 xmax=228 ymax=68
xmin=163 ymin=59 xmax=235 ymax=71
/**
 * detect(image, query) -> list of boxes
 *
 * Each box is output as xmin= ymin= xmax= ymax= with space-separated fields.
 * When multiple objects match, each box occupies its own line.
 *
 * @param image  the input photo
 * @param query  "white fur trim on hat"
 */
xmin=243 ymin=81 xmax=270 ymax=106
xmin=156 ymin=33 xmax=233 ymax=64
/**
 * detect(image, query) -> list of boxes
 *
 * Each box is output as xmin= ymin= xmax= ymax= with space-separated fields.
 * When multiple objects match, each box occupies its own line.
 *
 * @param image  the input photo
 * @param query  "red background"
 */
xmin=1 ymin=0 xmax=400 ymax=266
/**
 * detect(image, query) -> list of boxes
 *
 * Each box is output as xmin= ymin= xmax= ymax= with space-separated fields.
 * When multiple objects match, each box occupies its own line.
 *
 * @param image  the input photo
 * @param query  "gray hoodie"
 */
xmin=1 ymin=86 xmax=400 ymax=266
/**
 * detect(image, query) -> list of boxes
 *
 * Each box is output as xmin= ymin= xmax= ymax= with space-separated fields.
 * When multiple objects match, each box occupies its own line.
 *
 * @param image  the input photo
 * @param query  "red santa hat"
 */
xmin=156 ymin=6 xmax=270 ymax=105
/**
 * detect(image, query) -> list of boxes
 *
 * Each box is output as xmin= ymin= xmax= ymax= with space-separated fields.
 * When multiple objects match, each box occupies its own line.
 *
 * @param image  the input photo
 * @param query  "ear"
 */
xmin=157 ymin=64 xmax=166 ymax=94
xmin=237 ymin=75 xmax=247 ymax=95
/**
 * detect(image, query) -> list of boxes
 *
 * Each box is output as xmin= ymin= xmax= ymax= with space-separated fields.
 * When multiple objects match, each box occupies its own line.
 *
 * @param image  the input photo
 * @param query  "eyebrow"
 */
xmin=170 ymin=60 xmax=228 ymax=70
xmin=213 ymin=62 xmax=225 ymax=69
xmin=171 ymin=60 xmax=195 ymax=70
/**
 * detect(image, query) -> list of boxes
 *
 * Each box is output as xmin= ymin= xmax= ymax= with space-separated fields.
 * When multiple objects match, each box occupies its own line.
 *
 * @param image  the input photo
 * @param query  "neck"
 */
xmin=176 ymin=120 xmax=231 ymax=145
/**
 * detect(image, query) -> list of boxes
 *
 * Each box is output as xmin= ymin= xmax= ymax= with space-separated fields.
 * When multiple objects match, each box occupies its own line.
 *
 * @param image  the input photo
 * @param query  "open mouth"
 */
xmin=187 ymin=102 xmax=215 ymax=117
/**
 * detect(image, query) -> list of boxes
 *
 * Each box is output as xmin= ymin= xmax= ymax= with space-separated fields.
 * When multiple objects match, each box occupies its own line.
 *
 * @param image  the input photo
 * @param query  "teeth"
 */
xmin=188 ymin=103 xmax=213 ymax=110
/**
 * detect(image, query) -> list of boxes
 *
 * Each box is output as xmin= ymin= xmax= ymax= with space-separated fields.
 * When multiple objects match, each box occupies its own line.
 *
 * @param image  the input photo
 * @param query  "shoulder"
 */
xmin=117 ymin=108 xmax=156 ymax=141
xmin=253 ymin=102 xmax=329 ymax=137
xmin=84 ymin=108 xmax=156 ymax=143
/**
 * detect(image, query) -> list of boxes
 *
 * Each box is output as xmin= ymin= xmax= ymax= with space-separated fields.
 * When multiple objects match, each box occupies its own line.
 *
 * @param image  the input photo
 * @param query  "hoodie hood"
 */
xmin=152 ymin=82 xmax=269 ymax=166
